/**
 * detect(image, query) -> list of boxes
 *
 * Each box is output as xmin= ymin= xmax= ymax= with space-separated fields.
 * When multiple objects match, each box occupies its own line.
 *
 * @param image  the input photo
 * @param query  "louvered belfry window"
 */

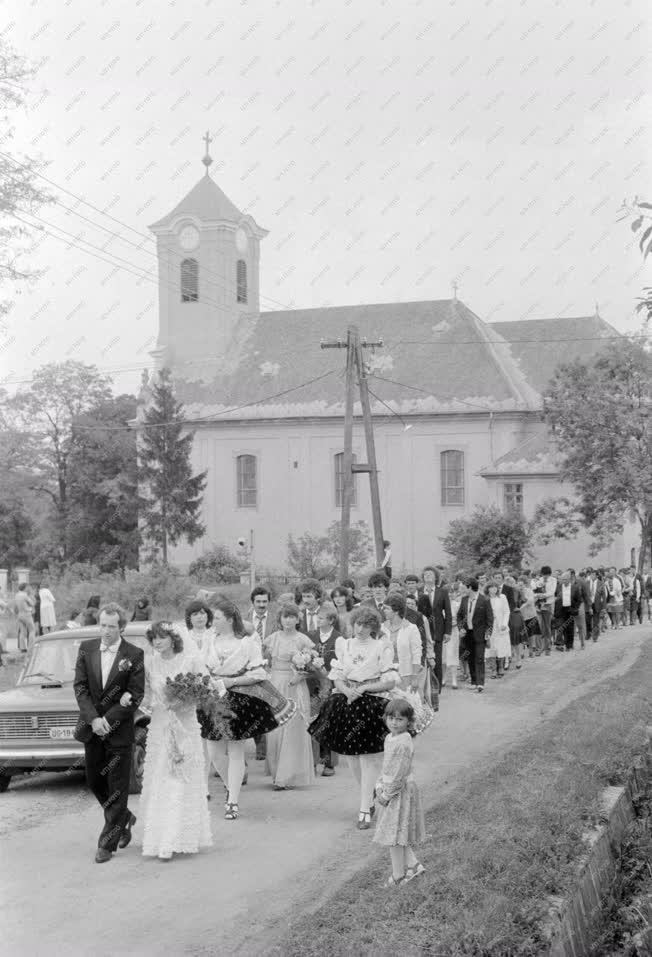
xmin=181 ymin=258 xmax=198 ymax=302
xmin=236 ymin=259 xmax=247 ymax=303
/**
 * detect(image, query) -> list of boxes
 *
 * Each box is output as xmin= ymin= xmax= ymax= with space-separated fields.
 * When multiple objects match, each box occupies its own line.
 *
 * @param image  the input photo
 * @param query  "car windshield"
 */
xmin=20 ymin=634 xmax=150 ymax=684
xmin=21 ymin=638 xmax=86 ymax=684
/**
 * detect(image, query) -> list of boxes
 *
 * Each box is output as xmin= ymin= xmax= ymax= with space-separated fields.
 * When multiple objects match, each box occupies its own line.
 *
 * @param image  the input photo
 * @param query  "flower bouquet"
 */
xmin=290 ymin=649 xmax=331 ymax=717
xmin=165 ymin=671 xmax=234 ymax=739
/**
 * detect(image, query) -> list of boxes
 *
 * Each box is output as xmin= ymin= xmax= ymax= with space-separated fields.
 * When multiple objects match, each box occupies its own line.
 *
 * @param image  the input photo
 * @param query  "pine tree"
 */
xmin=137 ymin=369 xmax=207 ymax=565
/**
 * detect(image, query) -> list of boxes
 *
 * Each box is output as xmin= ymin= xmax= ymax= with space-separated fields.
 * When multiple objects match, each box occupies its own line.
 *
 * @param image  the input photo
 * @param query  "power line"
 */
xmin=68 ymin=369 xmax=338 ymax=431
xmin=367 ymin=372 xmax=497 ymax=412
xmin=0 ymin=150 xmax=293 ymax=312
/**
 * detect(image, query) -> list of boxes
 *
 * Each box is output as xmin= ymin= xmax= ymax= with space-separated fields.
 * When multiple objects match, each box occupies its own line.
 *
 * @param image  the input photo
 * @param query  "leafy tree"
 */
xmin=0 ymin=38 xmax=51 ymax=335
xmin=188 ymin=546 xmax=247 ymax=583
xmin=441 ymin=505 xmax=532 ymax=569
xmin=0 ymin=498 xmax=34 ymax=573
xmin=540 ymin=341 xmax=652 ymax=569
xmin=67 ymin=393 xmax=140 ymax=571
xmin=618 ymin=196 xmax=652 ymax=324
xmin=138 ymin=368 xmax=207 ymax=565
xmin=5 ymin=362 xmax=113 ymax=559
xmin=287 ymin=520 xmax=373 ymax=579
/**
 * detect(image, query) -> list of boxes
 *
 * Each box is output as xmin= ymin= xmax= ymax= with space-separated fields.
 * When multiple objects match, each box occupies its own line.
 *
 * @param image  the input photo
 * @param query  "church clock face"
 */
xmin=235 ymin=227 xmax=248 ymax=254
xmin=179 ymin=225 xmax=200 ymax=251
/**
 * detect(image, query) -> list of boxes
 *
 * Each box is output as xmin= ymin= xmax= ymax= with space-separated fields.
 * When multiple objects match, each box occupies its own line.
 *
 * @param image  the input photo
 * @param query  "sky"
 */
xmin=1 ymin=0 xmax=650 ymax=396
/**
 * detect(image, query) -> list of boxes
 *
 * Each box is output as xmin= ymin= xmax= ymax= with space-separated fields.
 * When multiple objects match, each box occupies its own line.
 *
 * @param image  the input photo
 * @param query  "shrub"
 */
xmin=188 ymin=546 xmax=247 ymax=583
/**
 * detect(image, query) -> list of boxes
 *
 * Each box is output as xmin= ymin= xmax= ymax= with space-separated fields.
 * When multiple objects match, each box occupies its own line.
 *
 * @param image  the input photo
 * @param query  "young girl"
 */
xmin=373 ymin=698 xmax=426 ymax=887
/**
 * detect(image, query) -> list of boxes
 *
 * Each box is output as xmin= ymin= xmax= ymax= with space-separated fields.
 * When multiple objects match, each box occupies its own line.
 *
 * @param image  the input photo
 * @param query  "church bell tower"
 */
xmin=148 ymin=132 xmax=268 ymax=380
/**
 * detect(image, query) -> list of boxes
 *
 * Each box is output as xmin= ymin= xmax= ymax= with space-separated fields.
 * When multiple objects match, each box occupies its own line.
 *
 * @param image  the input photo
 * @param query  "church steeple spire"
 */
xmin=202 ymin=130 xmax=213 ymax=176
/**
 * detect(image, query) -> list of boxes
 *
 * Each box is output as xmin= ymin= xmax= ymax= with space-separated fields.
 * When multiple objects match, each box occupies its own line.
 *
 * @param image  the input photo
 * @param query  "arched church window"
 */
xmin=334 ymin=452 xmax=357 ymax=508
xmin=236 ymin=454 xmax=257 ymax=508
xmin=237 ymin=259 xmax=247 ymax=304
xmin=181 ymin=258 xmax=198 ymax=302
xmin=440 ymin=450 xmax=464 ymax=506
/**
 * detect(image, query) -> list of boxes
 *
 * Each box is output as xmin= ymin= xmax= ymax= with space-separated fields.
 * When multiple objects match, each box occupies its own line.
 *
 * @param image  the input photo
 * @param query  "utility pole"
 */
xmin=321 ymin=325 xmax=385 ymax=576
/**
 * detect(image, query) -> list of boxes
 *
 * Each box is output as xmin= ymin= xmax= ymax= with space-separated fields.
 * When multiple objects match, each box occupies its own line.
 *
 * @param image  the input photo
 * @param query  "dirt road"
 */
xmin=2 ymin=625 xmax=650 ymax=957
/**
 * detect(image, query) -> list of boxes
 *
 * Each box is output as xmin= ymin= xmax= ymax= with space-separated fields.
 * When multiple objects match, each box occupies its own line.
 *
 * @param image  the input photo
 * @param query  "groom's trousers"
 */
xmin=84 ymin=736 xmax=133 ymax=852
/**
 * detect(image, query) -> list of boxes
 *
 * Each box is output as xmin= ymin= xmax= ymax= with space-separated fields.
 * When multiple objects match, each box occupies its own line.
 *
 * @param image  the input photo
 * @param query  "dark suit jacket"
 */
xmin=554 ymin=583 xmax=582 ymax=619
xmin=73 ymin=637 xmax=145 ymax=746
xmin=417 ymin=586 xmax=452 ymax=642
xmin=300 ymin=606 xmax=321 ymax=636
xmin=500 ymin=584 xmax=516 ymax=611
xmin=577 ymin=576 xmax=592 ymax=609
xmin=307 ymin=626 xmax=341 ymax=672
xmin=457 ymin=593 xmax=494 ymax=642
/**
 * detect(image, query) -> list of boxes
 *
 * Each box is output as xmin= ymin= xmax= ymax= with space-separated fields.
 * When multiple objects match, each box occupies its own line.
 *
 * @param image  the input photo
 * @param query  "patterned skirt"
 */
xmin=198 ymin=690 xmax=278 ymax=742
xmin=308 ymin=692 xmax=388 ymax=755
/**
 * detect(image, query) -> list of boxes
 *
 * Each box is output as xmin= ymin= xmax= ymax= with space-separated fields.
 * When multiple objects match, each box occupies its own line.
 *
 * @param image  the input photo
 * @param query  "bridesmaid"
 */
xmin=200 ymin=598 xmax=278 ymax=820
xmin=310 ymin=606 xmax=399 ymax=829
xmin=263 ymin=603 xmax=316 ymax=790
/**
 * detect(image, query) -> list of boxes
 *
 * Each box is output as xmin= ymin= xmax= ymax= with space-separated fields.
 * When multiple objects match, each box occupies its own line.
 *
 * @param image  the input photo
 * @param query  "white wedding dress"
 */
xmin=140 ymin=649 xmax=213 ymax=858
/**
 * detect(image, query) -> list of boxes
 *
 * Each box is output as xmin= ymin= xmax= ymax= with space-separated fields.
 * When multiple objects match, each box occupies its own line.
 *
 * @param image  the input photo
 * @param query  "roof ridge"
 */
xmin=456 ymin=303 xmax=541 ymax=410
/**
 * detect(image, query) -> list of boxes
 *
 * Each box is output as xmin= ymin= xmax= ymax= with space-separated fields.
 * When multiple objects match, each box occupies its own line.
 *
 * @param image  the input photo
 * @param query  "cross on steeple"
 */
xmin=202 ymin=131 xmax=213 ymax=176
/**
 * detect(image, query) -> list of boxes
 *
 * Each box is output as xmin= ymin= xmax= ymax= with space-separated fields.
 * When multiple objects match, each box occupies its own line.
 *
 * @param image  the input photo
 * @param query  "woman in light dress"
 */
xmin=263 ymin=603 xmax=315 ymax=790
xmin=486 ymin=580 xmax=511 ymax=678
xmin=38 ymin=580 xmax=57 ymax=633
xmin=381 ymin=594 xmax=422 ymax=693
xmin=444 ymin=585 xmax=461 ymax=689
xmin=136 ymin=621 xmax=213 ymax=862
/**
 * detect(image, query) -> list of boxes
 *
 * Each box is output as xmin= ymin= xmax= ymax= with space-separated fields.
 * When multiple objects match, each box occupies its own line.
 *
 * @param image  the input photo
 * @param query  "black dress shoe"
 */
xmin=95 ymin=848 xmax=113 ymax=863
xmin=118 ymin=812 xmax=136 ymax=849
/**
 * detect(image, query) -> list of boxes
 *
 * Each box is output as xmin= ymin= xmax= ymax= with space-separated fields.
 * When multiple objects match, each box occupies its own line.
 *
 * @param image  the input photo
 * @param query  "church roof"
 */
xmin=490 ymin=314 xmax=620 ymax=394
xmin=173 ymin=298 xmax=545 ymax=420
xmin=149 ymin=175 xmax=243 ymax=230
xmin=480 ymin=432 xmax=560 ymax=476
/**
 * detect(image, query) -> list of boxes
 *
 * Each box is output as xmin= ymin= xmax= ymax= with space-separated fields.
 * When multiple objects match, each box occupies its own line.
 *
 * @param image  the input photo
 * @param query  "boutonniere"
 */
xmin=118 ymin=658 xmax=133 ymax=672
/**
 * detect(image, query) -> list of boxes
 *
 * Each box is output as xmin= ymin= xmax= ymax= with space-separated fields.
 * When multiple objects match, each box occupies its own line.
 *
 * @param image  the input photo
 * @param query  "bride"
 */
xmin=125 ymin=620 xmax=215 ymax=861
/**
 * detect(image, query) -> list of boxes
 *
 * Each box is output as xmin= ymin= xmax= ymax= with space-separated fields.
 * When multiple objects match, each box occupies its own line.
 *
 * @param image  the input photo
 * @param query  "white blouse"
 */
xmin=329 ymin=636 xmax=399 ymax=686
xmin=202 ymin=633 xmax=267 ymax=680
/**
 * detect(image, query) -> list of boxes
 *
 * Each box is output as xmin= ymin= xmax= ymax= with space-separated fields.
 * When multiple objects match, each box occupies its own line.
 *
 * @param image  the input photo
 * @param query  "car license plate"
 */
xmin=49 ymin=727 xmax=75 ymax=739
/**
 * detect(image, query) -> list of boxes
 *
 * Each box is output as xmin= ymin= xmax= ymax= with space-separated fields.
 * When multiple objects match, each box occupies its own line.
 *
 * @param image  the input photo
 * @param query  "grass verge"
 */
xmin=266 ymin=637 xmax=652 ymax=957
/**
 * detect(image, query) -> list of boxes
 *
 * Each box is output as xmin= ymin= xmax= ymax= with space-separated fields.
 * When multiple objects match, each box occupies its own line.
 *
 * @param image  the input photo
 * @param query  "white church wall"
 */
xmin=168 ymin=412 xmax=542 ymax=574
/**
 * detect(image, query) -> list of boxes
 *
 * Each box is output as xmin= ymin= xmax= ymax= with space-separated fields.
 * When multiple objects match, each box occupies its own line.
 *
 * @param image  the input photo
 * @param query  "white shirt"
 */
xmin=100 ymin=640 xmax=120 ymax=686
xmin=305 ymin=609 xmax=319 ymax=633
xmin=319 ymin=627 xmax=334 ymax=645
xmin=561 ymin=584 xmax=572 ymax=608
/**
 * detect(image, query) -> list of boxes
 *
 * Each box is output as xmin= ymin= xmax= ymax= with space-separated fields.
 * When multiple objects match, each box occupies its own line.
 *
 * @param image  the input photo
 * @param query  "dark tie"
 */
xmin=255 ymin=616 xmax=264 ymax=639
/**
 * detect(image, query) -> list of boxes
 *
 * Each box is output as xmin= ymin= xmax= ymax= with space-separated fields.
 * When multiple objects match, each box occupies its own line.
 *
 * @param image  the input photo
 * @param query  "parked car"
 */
xmin=0 ymin=625 xmax=152 ymax=794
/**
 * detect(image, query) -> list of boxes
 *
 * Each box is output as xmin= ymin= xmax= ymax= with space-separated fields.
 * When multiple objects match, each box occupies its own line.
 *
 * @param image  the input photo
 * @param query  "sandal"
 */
xmin=357 ymin=811 xmax=372 ymax=830
xmin=385 ymin=874 xmax=406 ymax=887
xmin=225 ymin=802 xmax=239 ymax=820
xmin=404 ymin=862 xmax=425 ymax=882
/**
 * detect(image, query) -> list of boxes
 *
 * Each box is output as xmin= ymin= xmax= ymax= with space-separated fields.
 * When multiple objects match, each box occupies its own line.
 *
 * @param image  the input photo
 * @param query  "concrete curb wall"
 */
xmin=544 ymin=727 xmax=652 ymax=957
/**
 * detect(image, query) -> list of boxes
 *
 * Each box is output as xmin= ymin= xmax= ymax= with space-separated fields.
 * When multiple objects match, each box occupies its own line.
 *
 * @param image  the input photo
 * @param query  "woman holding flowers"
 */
xmin=201 ymin=598 xmax=286 ymax=821
xmin=263 ymin=603 xmax=317 ymax=790
xmin=136 ymin=621 xmax=215 ymax=861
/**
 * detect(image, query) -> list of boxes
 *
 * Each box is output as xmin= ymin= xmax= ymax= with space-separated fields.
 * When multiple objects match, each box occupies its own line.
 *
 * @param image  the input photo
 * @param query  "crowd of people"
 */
xmin=69 ymin=560 xmax=650 ymax=886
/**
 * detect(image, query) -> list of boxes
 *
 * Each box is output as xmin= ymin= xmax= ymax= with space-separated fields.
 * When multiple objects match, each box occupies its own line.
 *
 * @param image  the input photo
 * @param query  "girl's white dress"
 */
xmin=39 ymin=588 xmax=56 ymax=628
xmin=263 ymin=631 xmax=315 ymax=787
xmin=488 ymin=594 xmax=512 ymax=658
xmin=373 ymin=731 xmax=426 ymax=847
xmin=140 ymin=649 xmax=212 ymax=858
xmin=446 ymin=597 xmax=461 ymax=667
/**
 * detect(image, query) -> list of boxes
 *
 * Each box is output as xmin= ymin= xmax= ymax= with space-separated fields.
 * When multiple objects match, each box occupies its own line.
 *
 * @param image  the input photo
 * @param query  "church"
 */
xmin=139 ymin=147 xmax=636 ymax=575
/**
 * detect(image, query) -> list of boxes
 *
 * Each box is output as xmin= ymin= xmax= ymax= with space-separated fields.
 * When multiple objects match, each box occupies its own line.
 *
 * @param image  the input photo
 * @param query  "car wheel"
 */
xmin=129 ymin=726 xmax=147 ymax=795
xmin=0 ymin=774 xmax=12 ymax=793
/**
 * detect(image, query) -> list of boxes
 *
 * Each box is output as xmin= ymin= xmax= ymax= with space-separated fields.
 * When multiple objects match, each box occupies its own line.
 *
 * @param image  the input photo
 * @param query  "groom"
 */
xmin=73 ymin=602 xmax=145 ymax=863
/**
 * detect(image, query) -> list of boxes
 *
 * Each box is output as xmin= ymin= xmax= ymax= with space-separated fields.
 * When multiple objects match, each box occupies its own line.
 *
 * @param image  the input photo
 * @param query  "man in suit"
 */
xmin=628 ymin=565 xmax=643 ymax=625
xmin=456 ymin=578 xmax=493 ymax=693
xmin=73 ymin=603 xmax=145 ymax=863
xmin=573 ymin=568 xmax=593 ymax=647
xmin=417 ymin=566 xmax=452 ymax=691
xmin=299 ymin=579 xmax=323 ymax=635
xmin=554 ymin=570 xmax=582 ymax=651
xmin=308 ymin=603 xmax=341 ymax=776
